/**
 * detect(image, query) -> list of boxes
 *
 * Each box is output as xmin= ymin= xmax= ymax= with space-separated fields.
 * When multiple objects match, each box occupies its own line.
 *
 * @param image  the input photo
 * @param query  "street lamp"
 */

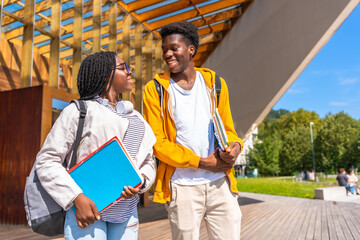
xmin=310 ymin=122 xmax=317 ymax=182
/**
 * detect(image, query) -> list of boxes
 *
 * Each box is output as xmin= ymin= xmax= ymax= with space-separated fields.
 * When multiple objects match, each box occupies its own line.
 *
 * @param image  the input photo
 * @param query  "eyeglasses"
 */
xmin=115 ymin=62 xmax=131 ymax=74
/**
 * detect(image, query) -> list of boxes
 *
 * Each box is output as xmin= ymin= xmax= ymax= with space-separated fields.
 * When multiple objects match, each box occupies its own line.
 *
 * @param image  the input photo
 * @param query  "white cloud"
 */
xmin=338 ymin=77 xmax=359 ymax=85
xmin=330 ymin=101 xmax=349 ymax=106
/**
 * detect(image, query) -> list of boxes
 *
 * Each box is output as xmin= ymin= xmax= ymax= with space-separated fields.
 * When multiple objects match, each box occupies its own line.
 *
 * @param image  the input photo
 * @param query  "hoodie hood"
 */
xmin=153 ymin=67 xmax=217 ymax=90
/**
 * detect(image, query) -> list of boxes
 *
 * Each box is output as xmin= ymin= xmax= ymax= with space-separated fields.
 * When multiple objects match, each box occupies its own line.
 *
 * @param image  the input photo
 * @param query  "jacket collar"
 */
xmin=154 ymin=67 xmax=217 ymax=90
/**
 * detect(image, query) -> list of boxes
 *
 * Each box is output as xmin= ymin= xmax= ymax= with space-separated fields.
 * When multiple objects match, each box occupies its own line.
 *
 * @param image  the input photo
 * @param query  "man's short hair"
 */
xmin=339 ymin=168 xmax=345 ymax=173
xmin=159 ymin=21 xmax=199 ymax=57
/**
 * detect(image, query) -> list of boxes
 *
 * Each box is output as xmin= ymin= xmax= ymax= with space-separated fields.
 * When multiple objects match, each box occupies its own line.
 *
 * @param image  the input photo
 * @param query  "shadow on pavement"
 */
xmin=238 ymin=196 xmax=264 ymax=206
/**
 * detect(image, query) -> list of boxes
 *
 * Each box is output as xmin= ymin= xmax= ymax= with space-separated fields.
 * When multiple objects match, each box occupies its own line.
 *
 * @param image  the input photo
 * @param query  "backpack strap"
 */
xmin=69 ymin=100 xmax=87 ymax=169
xmin=152 ymin=79 xmax=163 ymax=167
xmin=153 ymin=79 xmax=162 ymax=107
xmin=215 ymin=74 xmax=221 ymax=108
xmin=153 ymin=76 xmax=221 ymax=107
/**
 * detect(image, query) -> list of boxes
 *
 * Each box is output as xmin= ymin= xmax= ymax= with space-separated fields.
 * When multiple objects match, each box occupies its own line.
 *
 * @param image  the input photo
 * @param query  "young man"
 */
xmin=143 ymin=21 xmax=243 ymax=240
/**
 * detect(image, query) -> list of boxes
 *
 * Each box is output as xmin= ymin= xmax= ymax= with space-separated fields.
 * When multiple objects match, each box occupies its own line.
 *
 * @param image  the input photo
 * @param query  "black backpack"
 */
xmin=24 ymin=100 xmax=87 ymax=237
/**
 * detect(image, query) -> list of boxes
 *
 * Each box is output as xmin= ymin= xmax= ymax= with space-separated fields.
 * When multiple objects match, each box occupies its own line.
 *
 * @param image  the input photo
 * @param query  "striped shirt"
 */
xmin=95 ymin=97 xmax=145 ymax=223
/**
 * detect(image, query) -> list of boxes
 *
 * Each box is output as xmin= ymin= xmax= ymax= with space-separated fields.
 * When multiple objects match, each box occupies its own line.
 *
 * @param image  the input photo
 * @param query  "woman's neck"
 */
xmin=103 ymin=90 xmax=120 ymax=103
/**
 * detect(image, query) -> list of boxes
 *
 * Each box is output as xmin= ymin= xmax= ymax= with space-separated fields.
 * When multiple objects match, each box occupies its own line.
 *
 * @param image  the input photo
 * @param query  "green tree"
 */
xmin=315 ymin=112 xmax=360 ymax=173
xmin=258 ymin=109 xmax=290 ymax=138
xmin=248 ymin=135 xmax=281 ymax=176
xmin=251 ymin=108 xmax=360 ymax=177
xmin=344 ymin=133 xmax=360 ymax=169
xmin=248 ymin=109 xmax=287 ymax=176
xmin=278 ymin=126 xmax=312 ymax=175
xmin=273 ymin=109 xmax=319 ymax=175
xmin=264 ymin=109 xmax=290 ymax=124
xmin=276 ymin=108 xmax=320 ymax=137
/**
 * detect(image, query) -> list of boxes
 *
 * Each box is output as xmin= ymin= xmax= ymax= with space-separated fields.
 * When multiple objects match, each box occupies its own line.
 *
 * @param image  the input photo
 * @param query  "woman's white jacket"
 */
xmin=35 ymin=101 xmax=156 ymax=210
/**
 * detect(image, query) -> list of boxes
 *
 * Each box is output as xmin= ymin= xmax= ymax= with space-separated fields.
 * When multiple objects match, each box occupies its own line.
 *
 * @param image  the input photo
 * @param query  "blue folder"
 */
xmin=68 ymin=136 xmax=142 ymax=212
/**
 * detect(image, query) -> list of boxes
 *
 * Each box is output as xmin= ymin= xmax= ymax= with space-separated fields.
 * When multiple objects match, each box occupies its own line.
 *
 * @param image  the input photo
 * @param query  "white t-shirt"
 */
xmin=169 ymin=71 xmax=225 ymax=185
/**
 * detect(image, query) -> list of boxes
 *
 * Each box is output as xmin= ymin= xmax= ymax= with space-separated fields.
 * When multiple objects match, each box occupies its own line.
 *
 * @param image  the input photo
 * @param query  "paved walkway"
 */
xmin=2 ymin=192 xmax=360 ymax=239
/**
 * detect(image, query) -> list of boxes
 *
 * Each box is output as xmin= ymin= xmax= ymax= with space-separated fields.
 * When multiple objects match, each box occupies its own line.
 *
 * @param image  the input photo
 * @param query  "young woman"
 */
xmin=35 ymin=51 xmax=156 ymax=239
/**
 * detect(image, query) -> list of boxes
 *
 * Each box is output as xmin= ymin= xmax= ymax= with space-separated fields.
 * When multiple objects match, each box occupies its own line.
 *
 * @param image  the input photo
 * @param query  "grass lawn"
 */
xmin=237 ymin=177 xmax=337 ymax=199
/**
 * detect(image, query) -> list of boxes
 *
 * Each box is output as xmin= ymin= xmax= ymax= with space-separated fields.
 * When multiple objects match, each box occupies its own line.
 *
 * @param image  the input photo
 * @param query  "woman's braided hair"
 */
xmin=77 ymin=51 xmax=116 ymax=99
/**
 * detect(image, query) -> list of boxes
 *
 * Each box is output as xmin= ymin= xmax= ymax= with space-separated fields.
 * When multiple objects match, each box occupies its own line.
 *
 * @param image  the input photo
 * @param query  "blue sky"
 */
xmin=274 ymin=4 xmax=360 ymax=120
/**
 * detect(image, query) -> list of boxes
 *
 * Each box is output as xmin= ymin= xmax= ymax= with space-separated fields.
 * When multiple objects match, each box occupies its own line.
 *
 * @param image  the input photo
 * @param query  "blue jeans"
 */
xmin=346 ymin=183 xmax=356 ymax=194
xmin=64 ymin=208 xmax=139 ymax=240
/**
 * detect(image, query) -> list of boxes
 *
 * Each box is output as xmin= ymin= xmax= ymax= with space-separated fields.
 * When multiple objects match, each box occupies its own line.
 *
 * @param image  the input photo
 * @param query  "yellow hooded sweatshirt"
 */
xmin=143 ymin=67 xmax=243 ymax=204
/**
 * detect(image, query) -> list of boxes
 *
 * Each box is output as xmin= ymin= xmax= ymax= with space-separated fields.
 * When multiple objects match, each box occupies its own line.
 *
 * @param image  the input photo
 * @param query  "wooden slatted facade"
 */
xmin=0 ymin=0 xmax=253 ymax=225
xmin=1 ymin=0 xmax=252 ymax=93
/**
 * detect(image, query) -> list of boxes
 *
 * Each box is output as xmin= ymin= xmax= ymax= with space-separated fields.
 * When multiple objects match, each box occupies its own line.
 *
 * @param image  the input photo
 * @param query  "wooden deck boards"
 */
xmin=2 ymin=192 xmax=360 ymax=240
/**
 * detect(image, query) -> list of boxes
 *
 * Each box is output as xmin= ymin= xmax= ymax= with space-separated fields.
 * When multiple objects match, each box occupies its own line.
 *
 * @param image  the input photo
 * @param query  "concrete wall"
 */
xmin=202 ymin=0 xmax=359 ymax=139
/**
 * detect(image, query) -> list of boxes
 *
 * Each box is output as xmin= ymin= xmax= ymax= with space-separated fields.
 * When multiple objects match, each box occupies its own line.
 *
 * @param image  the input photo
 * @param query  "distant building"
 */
xmin=234 ymin=128 xmax=258 ymax=177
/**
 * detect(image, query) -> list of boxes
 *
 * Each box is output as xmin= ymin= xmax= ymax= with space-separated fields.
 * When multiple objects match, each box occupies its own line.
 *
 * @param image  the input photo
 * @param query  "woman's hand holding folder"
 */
xmin=122 ymin=174 xmax=148 ymax=199
xmin=122 ymin=186 xmax=140 ymax=199
xmin=73 ymin=193 xmax=100 ymax=228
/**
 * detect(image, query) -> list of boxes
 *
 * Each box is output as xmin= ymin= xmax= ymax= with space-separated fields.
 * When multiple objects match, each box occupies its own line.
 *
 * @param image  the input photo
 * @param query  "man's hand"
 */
xmin=219 ymin=142 xmax=241 ymax=165
xmin=199 ymin=152 xmax=233 ymax=172
xmin=122 ymin=186 xmax=140 ymax=199
xmin=73 ymin=193 xmax=100 ymax=228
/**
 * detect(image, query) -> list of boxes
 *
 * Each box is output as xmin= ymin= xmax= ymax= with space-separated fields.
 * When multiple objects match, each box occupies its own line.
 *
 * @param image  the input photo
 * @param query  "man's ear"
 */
xmin=189 ymin=45 xmax=195 ymax=57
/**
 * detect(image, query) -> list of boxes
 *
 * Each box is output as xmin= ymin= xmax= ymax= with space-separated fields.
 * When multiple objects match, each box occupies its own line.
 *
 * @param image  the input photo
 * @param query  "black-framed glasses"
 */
xmin=115 ymin=62 xmax=131 ymax=74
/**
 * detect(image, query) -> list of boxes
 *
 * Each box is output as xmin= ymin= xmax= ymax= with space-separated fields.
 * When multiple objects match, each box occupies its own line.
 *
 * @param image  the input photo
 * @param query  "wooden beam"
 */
xmin=14 ymin=1 xmax=60 ymax=36
xmin=108 ymin=0 xmax=117 ymax=52
xmin=92 ymin=0 xmax=101 ymax=53
xmin=197 ymin=43 xmax=215 ymax=54
xmin=122 ymin=13 xmax=131 ymax=100
xmin=137 ymin=0 xmax=207 ymax=22
xmin=5 ymin=0 xmax=110 ymax=40
xmin=134 ymin=23 xmax=142 ymax=113
xmin=193 ymin=52 xmax=208 ymax=62
xmin=20 ymin=0 xmax=35 ymax=88
xmin=199 ymin=32 xmax=222 ymax=45
xmin=144 ymin=32 xmax=153 ymax=84
xmin=3 ymin=10 xmax=79 ymax=52
xmin=193 ymin=55 xmax=208 ymax=67
xmin=72 ymin=0 xmax=83 ymax=95
xmin=48 ymin=0 xmax=61 ymax=88
xmin=198 ymin=21 xmax=231 ymax=36
xmin=36 ymin=19 xmax=124 ymax=53
xmin=2 ymin=0 xmax=72 ymax=26
xmin=27 ymin=10 xmax=116 ymax=44
xmin=3 ymin=0 xmax=21 ymax=7
xmin=149 ymin=0 xmax=249 ymax=30
xmin=127 ymin=0 xmax=163 ymax=12
xmin=116 ymin=1 xmax=160 ymax=39
xmin=191 ymin=7 xmax=242 ymax=28
xmin=41 ymin=41 xmax=95 ymax=60
xmin=154 ymin=38 xmax=162 ymax=75
xmin=0 ymin=0 xmax=3 ymax=47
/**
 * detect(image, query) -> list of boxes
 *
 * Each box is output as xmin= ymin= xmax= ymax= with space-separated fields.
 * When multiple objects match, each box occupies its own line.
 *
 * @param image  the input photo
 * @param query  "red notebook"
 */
xmin=68 ymin=136 xmax=142 ymax=212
